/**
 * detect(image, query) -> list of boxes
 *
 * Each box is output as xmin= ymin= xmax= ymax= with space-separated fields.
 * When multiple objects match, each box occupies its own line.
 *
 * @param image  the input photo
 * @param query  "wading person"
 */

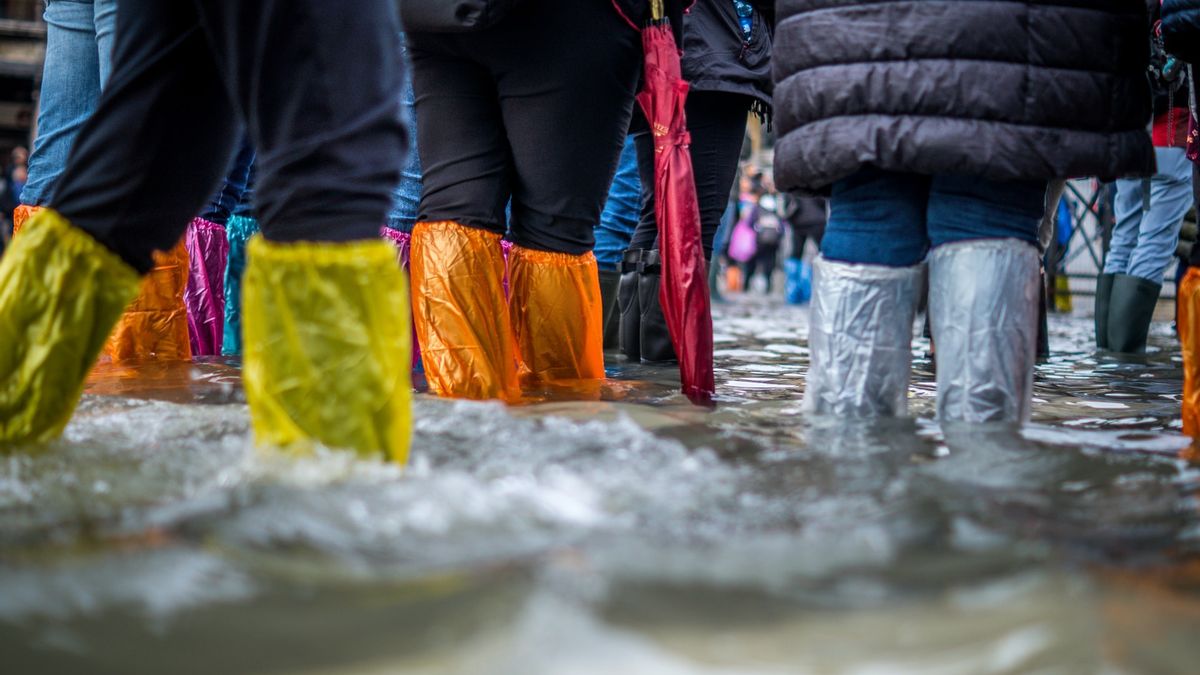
xmin=618 ymin=0 xmax=774 ymax=364
xmin=775 ymin=0 xmax=1155 ymax=423
xmin=0 ymin=0 xmax=413 ymax=462
xmin=406 ymin=0 xmax=656 ymax=401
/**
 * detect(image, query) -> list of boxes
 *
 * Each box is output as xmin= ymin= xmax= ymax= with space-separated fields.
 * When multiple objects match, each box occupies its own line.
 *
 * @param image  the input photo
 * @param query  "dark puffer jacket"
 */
xmin=773 ymin=0 xmax=1156 ymax=193
xmin=1163 ymin=0 xmax=1200 ymax=63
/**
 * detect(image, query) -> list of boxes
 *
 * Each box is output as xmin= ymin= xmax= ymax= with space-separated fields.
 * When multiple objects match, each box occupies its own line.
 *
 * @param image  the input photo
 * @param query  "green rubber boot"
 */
xmin=1106 ymin=274 xmax=1162 ymax=354
xmin=1094 ymin=273 xmax=1115 ymax=350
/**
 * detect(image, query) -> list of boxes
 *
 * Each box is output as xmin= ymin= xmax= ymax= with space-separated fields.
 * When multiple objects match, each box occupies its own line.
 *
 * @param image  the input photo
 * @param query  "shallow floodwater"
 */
xmin=3 ymin=297 xmax=1200 ymax=674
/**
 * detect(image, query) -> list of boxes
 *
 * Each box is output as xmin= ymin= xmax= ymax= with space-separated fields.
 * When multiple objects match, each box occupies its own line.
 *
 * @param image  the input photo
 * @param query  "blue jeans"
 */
xmin=385 ymin=70 xmax=422 ymax=233
xmin=1105 ymin=147 xmax=1194 ymax=284
xmin=593 ymin=135 xmax=640 ymax=270
xmin=21 ymin=0 xmax=117 ymax=206
xmin=822 ymin=169 xmax=1047 ymax=267
xmin=199 ymin=138 xmax=255 ymax=226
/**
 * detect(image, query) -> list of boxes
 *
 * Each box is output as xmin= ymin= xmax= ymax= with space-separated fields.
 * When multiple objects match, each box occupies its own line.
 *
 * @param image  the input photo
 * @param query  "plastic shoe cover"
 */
xmin=185 ymin=217 xmax=229 ymax=356
xmin=411 ymin=221 xmax=519 ymax=401
xmin=103 ymin=237 xmax=191 ymax=361
xmin=929 ymin=239 xmax=1040 ymax=424
xmin=242 ymin=236 xmax=411 ymax=462
xmin=0 ymin=209 xmax=140 ymax=444
xmin=803 ymin=256 xmax=922 ymax=418
xmin=380 ymin=226 xmax=421 ymax=373
xmin=508 ymin=245 xmax=605 ymax=384
xmin=12 ymin=204 xmax=40 ymax=238
xmin=1180 ymin=267 xmax=1200 ymax=436
xmin=221 ymin=214 xmax=260 ymax=356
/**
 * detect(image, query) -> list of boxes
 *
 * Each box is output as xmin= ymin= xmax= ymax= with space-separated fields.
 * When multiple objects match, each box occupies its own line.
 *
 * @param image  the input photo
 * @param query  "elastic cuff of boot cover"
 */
xmin=0 ymin=208 xmax=141 ymax=443
xmin=242 ymin=235 xmax=412 ymax=462
xmin=185 ymin=218 xmax=230 ymax=356
xmin=929 ymin=238 xmax=1039 ymax=424
xmin=509 ymin=245 xmax=605 ymax=383
xmin=12 ymin=204 xmax=41 ymax=238
xmin=802 ymin=256 xmax=922 ymax=418
xmin=104 ymin=237 xmax=192 ymax=362
xmin=412 ymin=220 xmax=519 ymax=402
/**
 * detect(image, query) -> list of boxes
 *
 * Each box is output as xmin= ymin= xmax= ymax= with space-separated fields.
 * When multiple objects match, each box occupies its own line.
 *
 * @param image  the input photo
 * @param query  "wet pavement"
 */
xmin=3 ymin=295 xmax=1200 ymax=674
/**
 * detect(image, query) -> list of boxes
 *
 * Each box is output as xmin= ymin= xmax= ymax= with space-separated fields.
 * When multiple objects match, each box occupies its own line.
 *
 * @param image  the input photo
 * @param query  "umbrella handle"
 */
xmin=651 ymin=0 xmax=664 ymax=21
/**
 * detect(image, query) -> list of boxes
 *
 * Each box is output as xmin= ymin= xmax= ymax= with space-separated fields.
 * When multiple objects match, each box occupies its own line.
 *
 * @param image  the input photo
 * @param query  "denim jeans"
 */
xmin=1105 ymin=147 xmax=1194 ymax=284
xmin=822 ymin=169 xmax=1047 ymax=267
xmin=199 ymin=138 xmax=255 ymax=226
xmin=593 ymin=135 xmax=640 ymax=270
xmin=385 ymin=73 xmax=422 ymax=234
xmin=21 ymin=0 xmax=117 ymax=206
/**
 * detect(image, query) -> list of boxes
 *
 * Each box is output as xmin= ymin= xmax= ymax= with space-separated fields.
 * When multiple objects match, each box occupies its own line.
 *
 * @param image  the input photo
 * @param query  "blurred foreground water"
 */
xmin=3 ymin=297 xmax=1200 ymax=674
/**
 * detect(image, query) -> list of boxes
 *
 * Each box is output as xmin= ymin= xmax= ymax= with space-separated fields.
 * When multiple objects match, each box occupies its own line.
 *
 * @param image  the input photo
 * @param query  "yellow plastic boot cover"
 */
xmin=411 ymin=221 xmax=520 ymax=402
xmin=242 ymin=236 xmax=412 ymax=463
xmin=0 ymin=209 xmax=140 ymax=444
xmin=508 ymin=246 xmax=605 ymax=384
xmin=103 ymin=238 xmax=192 ymax=361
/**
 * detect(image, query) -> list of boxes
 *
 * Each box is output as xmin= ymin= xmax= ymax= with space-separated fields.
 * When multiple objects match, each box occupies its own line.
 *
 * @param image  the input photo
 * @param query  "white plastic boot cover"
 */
xmin=803 ymin=256 xmax=922 ymax=418
xmin=929 ymin=239 xmax=1040 ymax=424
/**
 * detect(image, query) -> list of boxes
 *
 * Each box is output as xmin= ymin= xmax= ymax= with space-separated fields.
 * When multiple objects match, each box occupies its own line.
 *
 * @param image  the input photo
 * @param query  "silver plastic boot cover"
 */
xmin=929 ymin=239 xmax=1040 ymax=424
xmin=803 ymin=256 xmax=923 ymax=418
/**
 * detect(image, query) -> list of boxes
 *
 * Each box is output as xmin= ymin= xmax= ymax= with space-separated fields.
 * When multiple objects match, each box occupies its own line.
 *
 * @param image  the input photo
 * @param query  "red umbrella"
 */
xmin=636 ymin=1 xmax=715 ymax=405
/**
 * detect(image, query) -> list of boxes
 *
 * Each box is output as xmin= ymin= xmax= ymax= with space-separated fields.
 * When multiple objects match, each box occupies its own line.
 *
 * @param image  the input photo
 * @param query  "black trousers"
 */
xmin=629 ymin=91 xmax=751 ymax=259
xmin=52 ymin=0 xmax=408 ymax=273
xmin=407 ymin=0 xmax=642 ymax=256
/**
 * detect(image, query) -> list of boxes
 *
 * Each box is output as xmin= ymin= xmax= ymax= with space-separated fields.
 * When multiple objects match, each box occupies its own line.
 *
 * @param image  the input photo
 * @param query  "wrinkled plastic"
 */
xmin=242 ymin=236 xmax=412 ymax=463
xmin=508 ymin=245 xmax=605 ymax=384
xmin=411 ymin=221 xmax=519 ymax=401
xmin=184 ymin=217 xmax=229 ymax=356
xmin=381 ymin=226 xmax=421 ymax=373
xmin=221 ymin=214 xmax=260 ymax=356
xmin=803 ymin=256 xmax=922 ymax=418
xmin=103 ymin=238 xmax=191 ymax=362
xmin=0 ymin=209 xmax=140 ymax=444
xmin=1180 ymin=267 xmax=1200 ymax=436
xmin=929 ymin=239 xmax=1040 ymax=424
xmin=638 ymin=21 xmax=716 ymax=405
xmin=11 ymin=204 xmax=40 ymax=238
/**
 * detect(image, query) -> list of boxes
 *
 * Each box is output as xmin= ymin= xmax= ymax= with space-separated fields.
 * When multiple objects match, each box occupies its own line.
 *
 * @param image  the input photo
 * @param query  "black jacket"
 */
xmin=773 ymin=0 xmax=1156 ymax=193
xmin=1163 ymin=0 xmax=1200 ymax=64
xmin=681 ymin=0 xmax=774 ymax=114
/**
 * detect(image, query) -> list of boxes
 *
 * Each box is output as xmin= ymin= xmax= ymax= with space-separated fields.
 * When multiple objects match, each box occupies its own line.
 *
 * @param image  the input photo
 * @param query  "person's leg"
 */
xmin=926 ymin=175 xmax=1046 ymax=423
xmin=205 ymin=0 xmax=413 ymax=460
xmin=385 ymin=51 xmax=422 ymax=235
xmin=93 ymin=0 xmax=117 ymax=85
xmin=20 ymin=0 xmax=102 ymax=208
xmin=804 ymin=169 xmax=929 ymax=418
xmin=406 ymin=33 xmax=518 ymax=401
xmin=490 ymin=0 xmax=640 ymax=383
xmin=1103 ymin=178 xmax=1145 ymax=276
xmin=1125 ymin=148 xmax=1194 ymax=284
xmin=594 ymin=135 xmax=641 ymax=272
xmin=1 ymin=0 xmax=238 ymax=444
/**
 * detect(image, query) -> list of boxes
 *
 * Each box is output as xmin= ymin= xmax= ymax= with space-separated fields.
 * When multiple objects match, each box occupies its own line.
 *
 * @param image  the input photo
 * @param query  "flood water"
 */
xmin=3 ymin=297 xmax=1200 ymax=674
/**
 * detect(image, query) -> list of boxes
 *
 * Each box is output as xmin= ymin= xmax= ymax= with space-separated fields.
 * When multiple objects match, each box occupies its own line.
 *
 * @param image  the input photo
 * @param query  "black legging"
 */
xmin=407 ymin=0 xmax=641 ymax=255
xmin=52 ymin=0 xmax=406 ymax=274
xmin=628 ymin=91 xmax=752 ymax=259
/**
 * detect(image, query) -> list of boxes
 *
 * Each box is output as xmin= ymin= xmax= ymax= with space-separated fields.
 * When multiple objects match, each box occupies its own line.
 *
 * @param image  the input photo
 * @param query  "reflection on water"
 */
xmin=3 ymin=297 xmax=1200 ymax=674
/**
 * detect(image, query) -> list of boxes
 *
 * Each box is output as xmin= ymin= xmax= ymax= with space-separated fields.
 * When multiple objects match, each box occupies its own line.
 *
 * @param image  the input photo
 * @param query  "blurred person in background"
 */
xmin=775 ymin=0 xmax=1154 ymax=424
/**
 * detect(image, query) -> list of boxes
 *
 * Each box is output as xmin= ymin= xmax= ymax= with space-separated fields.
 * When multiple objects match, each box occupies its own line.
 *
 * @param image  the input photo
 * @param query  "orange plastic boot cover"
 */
xmin=508 ymin=246 xmax=605 ymax=384
xmin=12 ymin=205 xmax=41 ymax=238
xmin=103 ymin=238 xmax=192 ymax=361
xmin=1181 ymin=268 xmax=1200 ymax=437
xmin=411 ymin=221 xmax=519 ymax=401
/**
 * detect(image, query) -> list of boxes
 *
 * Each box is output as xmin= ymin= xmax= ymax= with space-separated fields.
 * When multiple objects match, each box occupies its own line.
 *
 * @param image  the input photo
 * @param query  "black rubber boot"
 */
xmin=1106 ymin=273 xmax=1162 ymax=354
xmin=638 ymin=250 xmax=678 ymax=364
xmin=1094 ymin=273 xmax=1115 ymax=350
xmin=617 ymin=249 xmax=642 ymax=361
xmin=599 ymin=268 xmax=621 ymax=351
